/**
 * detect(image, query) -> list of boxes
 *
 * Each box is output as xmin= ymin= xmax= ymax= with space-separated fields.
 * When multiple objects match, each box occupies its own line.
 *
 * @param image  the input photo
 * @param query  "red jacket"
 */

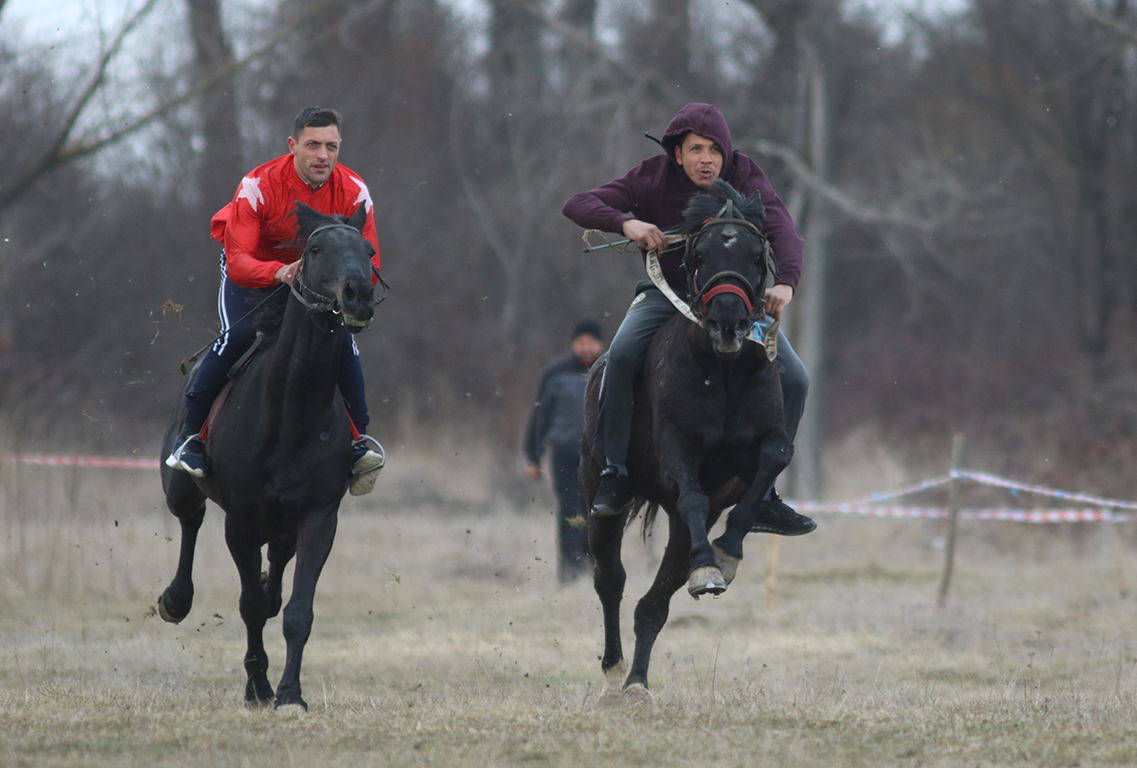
xmin=210 ymin=153 xmax=381 ymax=288
xmin=562 ymin=103 xmax=803 ymax=293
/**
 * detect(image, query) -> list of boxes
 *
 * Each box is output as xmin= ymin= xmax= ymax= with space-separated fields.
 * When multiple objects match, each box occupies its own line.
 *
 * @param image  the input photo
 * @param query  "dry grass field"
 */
xmin=4 ymin=443 xmax=1137 ymax=767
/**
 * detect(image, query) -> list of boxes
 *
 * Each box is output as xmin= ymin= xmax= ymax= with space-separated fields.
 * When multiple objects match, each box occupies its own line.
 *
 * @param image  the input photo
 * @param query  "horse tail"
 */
xmin=627 ymin=498 xmax=659 ymax=540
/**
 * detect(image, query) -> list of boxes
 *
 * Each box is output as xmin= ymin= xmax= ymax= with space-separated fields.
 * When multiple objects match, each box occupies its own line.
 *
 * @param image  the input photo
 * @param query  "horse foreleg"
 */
xmin=275 ymin=510 xmax=338 ymax=712
xmin=678 ymin=487 xmax=724 ymax=597
xmin=627 ymin=512 xmax=690 ymax=690
xmin=658 ymin=435 xmax=721 ymax=596
xmin=158 ymin=480 xmax=206 ymax=624
xmin=225 ymin=522 xmax=274 ymax=707
xmin=713 ymin=433 xmax=793 ymax=572
xmin=589 ymin=512 xmax=627 ymax=700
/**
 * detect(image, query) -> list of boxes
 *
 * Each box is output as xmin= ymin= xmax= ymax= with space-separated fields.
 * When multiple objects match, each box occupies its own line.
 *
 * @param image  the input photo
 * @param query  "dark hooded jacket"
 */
xmin=523 ymin=353 xmax=591 ymax=463
xmin=562 ymin=103 xmax=804 ymax=293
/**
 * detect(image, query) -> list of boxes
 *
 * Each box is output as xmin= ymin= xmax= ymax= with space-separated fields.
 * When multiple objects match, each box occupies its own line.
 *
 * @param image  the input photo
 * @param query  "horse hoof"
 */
xmin=598 ymin=660 xmax=629 ymax=706
xmin=712 ymin=543 xmax=741 ymax=586
xmin=274 ymin=691 xmax=308 ymax=714
xmin=245 ymin=676 xmax=275 ymax=705
xmin=275 ymin=702 xmax=308 ymax=716
xmin=622 ymin=683 xmax=654 ymax=705
xmin=157 ymin=590 xmax=191 ymax=624
xmin=687 ymin=566 xmax=726 ymax=598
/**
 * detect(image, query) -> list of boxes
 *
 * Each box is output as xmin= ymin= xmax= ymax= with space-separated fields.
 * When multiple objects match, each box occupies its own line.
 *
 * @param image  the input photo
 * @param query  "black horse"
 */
xmin=157 ymin=203 xmax=378 ymax=711
xmin=582 ymin=179 xmax=792 ymax=701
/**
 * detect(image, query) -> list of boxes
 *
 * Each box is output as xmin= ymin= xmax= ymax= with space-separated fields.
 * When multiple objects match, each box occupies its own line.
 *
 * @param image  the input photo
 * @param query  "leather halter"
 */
xmin=289 ymin=223 xmax=387 ymax=322
xmin=682 ymin=200 xmax=772 ymax=322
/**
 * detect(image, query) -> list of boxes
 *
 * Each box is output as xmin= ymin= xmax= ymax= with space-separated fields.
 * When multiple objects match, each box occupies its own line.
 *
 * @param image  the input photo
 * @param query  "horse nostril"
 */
xmin=343 ymin=286 xmax=357 ymax=303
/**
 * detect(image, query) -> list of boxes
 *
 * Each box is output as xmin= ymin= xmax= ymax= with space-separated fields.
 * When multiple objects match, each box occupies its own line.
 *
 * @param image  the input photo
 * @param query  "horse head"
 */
xmin=292 ymin=202 xmax=377 ymax=332
xmin=681 ymin=179 xmax=771 ymax=357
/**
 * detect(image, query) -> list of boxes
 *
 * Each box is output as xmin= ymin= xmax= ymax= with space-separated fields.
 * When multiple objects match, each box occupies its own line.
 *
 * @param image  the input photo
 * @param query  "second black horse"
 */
xmin=582 ymin=179 xmax=803 ymax=701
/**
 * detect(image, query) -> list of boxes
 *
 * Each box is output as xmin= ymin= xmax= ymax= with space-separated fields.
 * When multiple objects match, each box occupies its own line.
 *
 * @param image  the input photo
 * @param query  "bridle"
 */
xmin=682 ymin=198 xmax=774 ymax=323
xmin=290 ymin=222 xmax=389 ymax=322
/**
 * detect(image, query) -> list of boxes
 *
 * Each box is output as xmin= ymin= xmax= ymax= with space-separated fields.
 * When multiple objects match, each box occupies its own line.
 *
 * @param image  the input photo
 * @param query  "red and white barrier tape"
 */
xmin=795 ymin=502 xmax=1129 ymax=523
xmin=4 ymin=454 xmax=1136 ymax=524
xmin=0 ymin=454 xmax=160 ymax=470
xmin=954 ymin=469 xmax=1137 ymax=511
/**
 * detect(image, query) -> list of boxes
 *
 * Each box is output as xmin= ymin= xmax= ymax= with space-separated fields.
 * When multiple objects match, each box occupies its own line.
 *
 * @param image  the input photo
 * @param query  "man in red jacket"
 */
xmin=166 ymin=106 xmax=384 ymax=496
xmin=562 ymin=103 xmax=814 ymax=535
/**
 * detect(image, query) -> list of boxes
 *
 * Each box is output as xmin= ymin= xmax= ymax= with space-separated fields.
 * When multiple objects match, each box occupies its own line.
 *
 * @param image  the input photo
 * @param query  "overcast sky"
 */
xmin=3 ymin=0 xmax=966 ymax=48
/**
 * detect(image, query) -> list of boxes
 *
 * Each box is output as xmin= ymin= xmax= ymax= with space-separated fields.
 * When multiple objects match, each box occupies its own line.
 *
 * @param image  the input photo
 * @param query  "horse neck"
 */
xmin=258 ymin=296 xmax=344 ymax=429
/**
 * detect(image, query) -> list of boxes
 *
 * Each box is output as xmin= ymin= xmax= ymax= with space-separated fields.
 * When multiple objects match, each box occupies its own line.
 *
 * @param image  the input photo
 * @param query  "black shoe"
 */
xmin=349 ymin=435 xmax=385 ymax=496
xmin=165 ymin=433 xmax=208 ymax=478
xmin=750 ymin=489 xmax=817 ymax=536
xmin=591 ymin=466 xmax=633 ymax=517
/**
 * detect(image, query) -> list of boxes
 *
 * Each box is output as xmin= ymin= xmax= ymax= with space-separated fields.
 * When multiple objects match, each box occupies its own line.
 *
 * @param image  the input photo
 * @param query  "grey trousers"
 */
xmin=596 ymin=282 xmax=809 ymax=466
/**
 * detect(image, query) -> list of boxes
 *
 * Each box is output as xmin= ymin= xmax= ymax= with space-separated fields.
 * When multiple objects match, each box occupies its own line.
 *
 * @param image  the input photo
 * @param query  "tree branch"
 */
xmin=0 ymin=0 xmax=337 ymax=214
xmin=513 ymin=0 xmax=685 ymax=110
xmin=1061 ymin=0 xmax=1137 ymax=47
xmin=752 ymin=139 xmax=941 ymax=232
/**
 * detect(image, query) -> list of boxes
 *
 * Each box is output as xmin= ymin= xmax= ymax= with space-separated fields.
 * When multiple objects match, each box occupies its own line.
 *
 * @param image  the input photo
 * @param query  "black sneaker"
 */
xmin=165 ymin=433 xmax=208 ymax=478
xmin=350 ymin=435 xmax=385 ymax=496
xmin=591 ymin=466 xmax=633 ymax=517
xmin=750 ymin=489 xmax=817 ymax=536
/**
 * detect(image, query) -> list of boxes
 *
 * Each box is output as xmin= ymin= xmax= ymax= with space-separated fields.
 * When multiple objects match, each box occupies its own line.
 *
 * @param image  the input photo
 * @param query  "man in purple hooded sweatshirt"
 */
xmin=562 ymin=103 xmax=815 ymax=536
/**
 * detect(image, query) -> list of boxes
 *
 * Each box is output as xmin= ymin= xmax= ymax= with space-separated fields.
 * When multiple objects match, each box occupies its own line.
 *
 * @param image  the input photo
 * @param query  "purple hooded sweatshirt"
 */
xmin=563 ymin=103 xmax=804 ymax=293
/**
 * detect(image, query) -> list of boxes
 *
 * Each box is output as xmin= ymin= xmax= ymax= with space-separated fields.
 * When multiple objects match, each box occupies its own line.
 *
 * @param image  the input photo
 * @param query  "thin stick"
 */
xmin=766 ymin=536 xmax=781 ymax=611
xmin=936 ymin=435 xmax=965 ymax=607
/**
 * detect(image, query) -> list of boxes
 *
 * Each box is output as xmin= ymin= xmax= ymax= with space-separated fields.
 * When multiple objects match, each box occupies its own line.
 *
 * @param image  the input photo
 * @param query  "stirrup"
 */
xmin=350 ymin=435 xmax=385 ymax=496
xmin=165 ymin=433 xmax=207 ymax=478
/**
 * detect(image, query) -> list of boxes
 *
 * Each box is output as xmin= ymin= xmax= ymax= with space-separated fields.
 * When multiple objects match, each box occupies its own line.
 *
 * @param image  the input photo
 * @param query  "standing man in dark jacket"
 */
xmin=524 ymin=320 xmax=605 ymax=582
xmin=562 ymin=103 xmax=815 ymax=536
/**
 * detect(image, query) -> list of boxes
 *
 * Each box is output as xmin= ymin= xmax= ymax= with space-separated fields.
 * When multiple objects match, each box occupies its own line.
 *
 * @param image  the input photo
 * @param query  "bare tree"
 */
xmin=185 ymin=0 xmax=243 ymax=209
xmin=0 ymin=0 xmax=333 ymax=220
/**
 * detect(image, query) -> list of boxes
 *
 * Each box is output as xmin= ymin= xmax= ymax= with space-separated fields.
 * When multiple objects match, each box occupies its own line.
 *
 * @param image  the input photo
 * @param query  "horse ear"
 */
xmin=348 ymin=203 xmax=368 ymax=233
xmin=744 ymin=191 xmax=766 ymax=221
xmin=293 ymin=201 xmax=318 ymax=230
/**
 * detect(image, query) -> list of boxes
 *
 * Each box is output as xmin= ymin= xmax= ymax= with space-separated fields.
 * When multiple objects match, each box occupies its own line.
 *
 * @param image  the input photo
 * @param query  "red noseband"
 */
xmin=700 ymin=283 xmax=754 ymax=315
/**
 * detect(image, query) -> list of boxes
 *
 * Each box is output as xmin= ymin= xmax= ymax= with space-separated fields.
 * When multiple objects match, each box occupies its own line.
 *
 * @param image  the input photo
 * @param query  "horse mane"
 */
xmin=682 ymin=179 xmax=766 ymax=234
xmin=252 ymin=285 xmax=289 ymax=338
xmin=290 ymin=202 xmax=351 ymax=250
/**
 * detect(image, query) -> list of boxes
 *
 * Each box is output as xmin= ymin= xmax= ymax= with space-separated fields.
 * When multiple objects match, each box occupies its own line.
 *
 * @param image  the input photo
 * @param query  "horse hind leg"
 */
xmin=158 ymin=479 xmax=206 ymax=624
xmin=224 ymin=524 xmax=275 ymax=707
xmin=264 ymin=533 xmax=296 ymax=619
xmin=625 ymin=513 xmax=691 ymax=693
xmin=590 ymin=512 xmax=628 ymax=705
xmin=274 ymin=511 xmax=339 ymax=712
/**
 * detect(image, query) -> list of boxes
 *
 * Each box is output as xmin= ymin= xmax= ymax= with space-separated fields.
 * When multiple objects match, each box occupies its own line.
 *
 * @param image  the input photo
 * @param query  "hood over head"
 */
xmin=659 ymin=103 xmax=735 ymax=176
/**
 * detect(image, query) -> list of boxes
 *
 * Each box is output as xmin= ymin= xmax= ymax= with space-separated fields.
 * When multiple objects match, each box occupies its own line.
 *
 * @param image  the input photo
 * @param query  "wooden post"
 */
xmin=1105 ymin=511 xmax=1128 ymax=599
xmin=766 ymin=536 xmax=781 ymax=611
xmin=936 ymin=435 xmax=964 ymax=608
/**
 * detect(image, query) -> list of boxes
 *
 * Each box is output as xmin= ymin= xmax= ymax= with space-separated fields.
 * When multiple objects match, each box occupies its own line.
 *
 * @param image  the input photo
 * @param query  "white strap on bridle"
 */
xmin=645 ymin=234 xmax=780 ymax=361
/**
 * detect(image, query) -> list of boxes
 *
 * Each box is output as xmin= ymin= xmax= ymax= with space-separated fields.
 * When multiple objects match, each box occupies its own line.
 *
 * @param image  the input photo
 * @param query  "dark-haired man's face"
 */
xmin=675 ymin=132 xmax=723 ymax=188
xmin=288 ymin=125 xmax=341 ymax=187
